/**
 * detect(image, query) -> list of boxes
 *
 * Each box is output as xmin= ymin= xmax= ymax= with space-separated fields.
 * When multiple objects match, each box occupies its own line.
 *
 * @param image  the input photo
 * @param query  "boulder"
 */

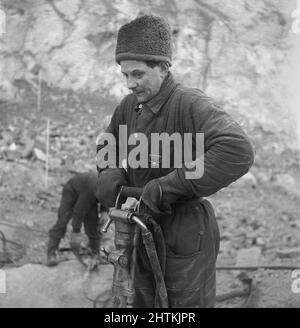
xmin=0 ymin=260 xmax=113 ymax=308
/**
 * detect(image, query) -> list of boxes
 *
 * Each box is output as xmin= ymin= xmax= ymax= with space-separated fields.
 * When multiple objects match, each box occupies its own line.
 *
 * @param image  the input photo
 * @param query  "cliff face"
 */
xmin=0 ymin=0 xmax=298 ymax=138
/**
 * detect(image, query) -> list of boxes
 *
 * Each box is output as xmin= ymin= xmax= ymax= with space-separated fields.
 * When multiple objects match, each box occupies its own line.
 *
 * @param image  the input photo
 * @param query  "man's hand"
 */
xmin=96 ymin=168 xmax=128 ymax=207
xmin=141 ymin=179 xmax=171 ymax=216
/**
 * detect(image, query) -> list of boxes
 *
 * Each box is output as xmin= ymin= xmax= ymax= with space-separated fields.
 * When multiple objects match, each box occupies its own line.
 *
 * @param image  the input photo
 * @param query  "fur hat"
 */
xmin=115 ymin=15 xmax=172 ymax=66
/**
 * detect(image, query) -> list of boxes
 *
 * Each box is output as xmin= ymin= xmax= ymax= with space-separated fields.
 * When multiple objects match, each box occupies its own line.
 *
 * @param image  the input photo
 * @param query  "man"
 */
xmin=96 ymin=15 xmax=255 ymax=307
xmin=47 ymin=172 xmax=101 ymax=267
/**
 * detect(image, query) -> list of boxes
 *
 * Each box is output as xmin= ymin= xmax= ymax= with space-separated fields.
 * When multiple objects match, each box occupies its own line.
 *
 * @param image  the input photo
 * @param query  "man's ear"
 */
xmin=159 ymin=62 xmax=169 ymax=78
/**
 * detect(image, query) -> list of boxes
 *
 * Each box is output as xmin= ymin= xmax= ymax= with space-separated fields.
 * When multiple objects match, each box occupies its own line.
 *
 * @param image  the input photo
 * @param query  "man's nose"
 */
xmin=127 ymin=77 xmax=138 ymax=90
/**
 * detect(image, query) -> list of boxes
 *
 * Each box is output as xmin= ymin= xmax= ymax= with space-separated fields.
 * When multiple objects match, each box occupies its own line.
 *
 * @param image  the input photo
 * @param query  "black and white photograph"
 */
xmin=0 ymin=0 xmax=299 ymax=311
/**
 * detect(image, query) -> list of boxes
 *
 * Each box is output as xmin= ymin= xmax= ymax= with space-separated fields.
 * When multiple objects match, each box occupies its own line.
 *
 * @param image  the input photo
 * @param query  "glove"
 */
xmin=70 ymin=232 xmax=86 ymax=253
xmin=96 ymin=168 xmax=128 ymax=208
xmin=141 ymin=179 xmax=170 ymax=217
xmin=141 ymin=170 xmax=189 ymax=217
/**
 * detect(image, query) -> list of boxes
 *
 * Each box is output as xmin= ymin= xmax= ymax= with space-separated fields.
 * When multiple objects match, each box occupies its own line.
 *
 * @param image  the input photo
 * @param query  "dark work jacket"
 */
xmin=97 ymin=72 xmax=255 ymax=199
xmin=96 ymin=72 xmax=255 ymax=307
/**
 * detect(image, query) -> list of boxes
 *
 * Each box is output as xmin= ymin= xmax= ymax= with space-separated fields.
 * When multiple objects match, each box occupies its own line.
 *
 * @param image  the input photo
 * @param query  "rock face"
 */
xmin=0 ymin=260 xmax=113 ymax=308
xmin=0 ymin=0 xmax=298 ymax=136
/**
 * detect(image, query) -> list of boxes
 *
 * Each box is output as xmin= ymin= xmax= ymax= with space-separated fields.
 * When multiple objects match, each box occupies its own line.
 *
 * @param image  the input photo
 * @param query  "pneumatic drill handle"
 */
xmin=101 ymin=186 xmax=143 ymax=233
xmin=120 ymin=186 xmax=143 ymax=199
xmin=101 ymin=217 xmax=113 ymax=233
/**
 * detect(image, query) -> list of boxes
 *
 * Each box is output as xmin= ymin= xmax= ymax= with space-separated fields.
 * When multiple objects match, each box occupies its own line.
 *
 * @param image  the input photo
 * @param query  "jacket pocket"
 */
xmin=164 ymin=251 xmax=216 ymax=307
xmin=161 ymin=202 xmax=206 ymax=257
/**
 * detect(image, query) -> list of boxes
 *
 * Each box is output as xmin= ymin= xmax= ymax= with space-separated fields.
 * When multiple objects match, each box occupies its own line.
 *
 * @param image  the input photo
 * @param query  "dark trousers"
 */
xmin=133 ymin=199 xmax=220 ymax=308
xmin=48 ymin=183 xmax=100 ymax=243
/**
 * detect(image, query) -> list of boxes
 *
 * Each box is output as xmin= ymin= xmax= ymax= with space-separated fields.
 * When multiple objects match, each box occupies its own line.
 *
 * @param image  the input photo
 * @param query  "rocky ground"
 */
xmin=0 ymin=89 xmax=300 ymax=308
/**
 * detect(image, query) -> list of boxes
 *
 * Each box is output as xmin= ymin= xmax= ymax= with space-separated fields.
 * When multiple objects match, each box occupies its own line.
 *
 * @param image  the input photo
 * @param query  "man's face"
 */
xmin=120 ymin=60 xmax=166 ymax=103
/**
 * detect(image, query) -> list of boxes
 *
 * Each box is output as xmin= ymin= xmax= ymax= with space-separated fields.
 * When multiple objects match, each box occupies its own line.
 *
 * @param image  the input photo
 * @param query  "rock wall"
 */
xmin=0 ymin=0 xmax=298 ymax=138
